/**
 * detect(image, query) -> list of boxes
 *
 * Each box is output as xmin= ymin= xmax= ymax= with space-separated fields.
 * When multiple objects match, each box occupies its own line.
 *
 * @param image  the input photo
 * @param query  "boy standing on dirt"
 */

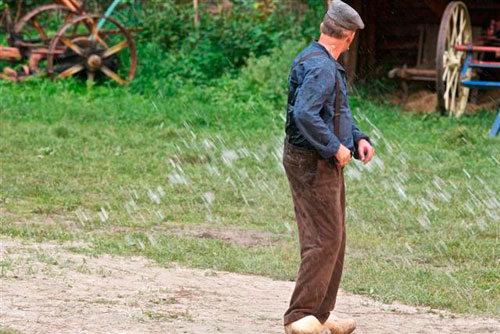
xmin=282 ymin=1 xmax=375 ymax=334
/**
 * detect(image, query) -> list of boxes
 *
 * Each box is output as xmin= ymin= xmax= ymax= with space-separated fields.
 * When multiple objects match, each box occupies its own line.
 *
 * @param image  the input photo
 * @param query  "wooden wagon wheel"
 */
xmin=47 ymin=14 xmax=137 ymax=86
xmin=436 ymin=1 xmax=473 ymax=117
xmin=14 ymin=5 xmax=78 ymax=73
xmin=15 ymin=5 xmax=78 ymax=47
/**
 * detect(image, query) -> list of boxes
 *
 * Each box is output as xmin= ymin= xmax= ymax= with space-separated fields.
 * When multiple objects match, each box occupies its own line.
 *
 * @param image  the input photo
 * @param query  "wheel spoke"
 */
xmin=458 ymin=70 xmax=471 ymax=116
xmin=449 ymin=68 xmax=459 ymax=112
xmin=442 ymin=65 xmax=449 ymax=81
xmin=443 ymin=51 xmax=450 ymax=66
xmin=445 ymin=85 xmax=451 ymax=109
xmin=457 ymin=87 xmax=470 ymax=117
xmin=444 ymin=66 xmax=458 ymax=107
xmin=87 ymin=17 xmax=109 ymax=48
xmin=443 ymin=65 xmax=450 ymax=82
xmin=58 ymin=63 xmax=84 ymax=78
xmin=457 ymin=10 xmax=466 ymax=43
xmin=100 ymin=66 xmax=126 ymax=85
xmin=32 ymin=19 xmax=48 ymax=39
xmin=87 ymin=71 xmax=95 ymax=87
xmin=91 ymin=18 xmax=99 ymax=40
xmin=443 ymin=61 xmax=453 ymax=83
xmin=102 ymin=41 xmax=129 ymax=58
xmin=60 ymin=37 xmax=84 ymax=56
xmin=64 ymin=12 xmax=74 ymax=23
xmin=451 ymin=9 xmax=458 ymax=45
xmin=450 ymin=67 xmax=459 ymax=91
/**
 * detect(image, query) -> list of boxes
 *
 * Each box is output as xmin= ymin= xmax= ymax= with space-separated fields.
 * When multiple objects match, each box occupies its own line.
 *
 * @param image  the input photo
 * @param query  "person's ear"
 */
xmin=346 ymin=31 xmax=355 ymax=45
xmin=320 ymin=22 xmax=324 ymax=33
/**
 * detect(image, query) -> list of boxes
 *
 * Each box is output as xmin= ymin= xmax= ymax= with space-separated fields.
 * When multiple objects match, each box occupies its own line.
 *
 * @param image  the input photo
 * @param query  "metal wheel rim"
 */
xmin=436 ymin=1 xmax=472 ymax=117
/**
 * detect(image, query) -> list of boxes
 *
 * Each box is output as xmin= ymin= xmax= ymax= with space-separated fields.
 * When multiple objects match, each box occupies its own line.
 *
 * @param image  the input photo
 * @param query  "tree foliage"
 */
xmin=134 ymin=0 xmax=324 ymax=82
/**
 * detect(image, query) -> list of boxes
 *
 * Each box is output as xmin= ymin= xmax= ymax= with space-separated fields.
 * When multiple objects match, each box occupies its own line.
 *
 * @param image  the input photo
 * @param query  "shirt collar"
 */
xmin=312 ymin=40 xmax=345 ymax=72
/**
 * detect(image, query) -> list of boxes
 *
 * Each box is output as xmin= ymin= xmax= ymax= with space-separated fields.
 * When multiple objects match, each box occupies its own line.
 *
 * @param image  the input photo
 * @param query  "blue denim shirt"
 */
xmin=285 ymin=41 xmax=369 ymax=159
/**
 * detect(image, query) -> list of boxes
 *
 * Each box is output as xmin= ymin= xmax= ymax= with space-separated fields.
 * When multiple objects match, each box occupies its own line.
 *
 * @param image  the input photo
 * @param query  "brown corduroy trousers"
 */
xmin=283 ymin=141 xmax=346 ymax=326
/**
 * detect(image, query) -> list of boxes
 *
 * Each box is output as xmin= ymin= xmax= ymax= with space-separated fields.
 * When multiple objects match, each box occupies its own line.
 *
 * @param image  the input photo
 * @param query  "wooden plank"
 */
xmin=345 ymin=0 xmax=362 ymax=85
xmin=365 ymin=0 xmax=376 ymax=74
xmin=344 ymin=33 xmax=359 ymax=86
xmin=389 ymin=67 xmax=436 ymax=79
xmin=0 ymin=46 xmax=21 ymax=59
xmin=422 ymin=24 xmax=439 ymax=69
xmin=379 ymin=39 xmax=419 ymax=50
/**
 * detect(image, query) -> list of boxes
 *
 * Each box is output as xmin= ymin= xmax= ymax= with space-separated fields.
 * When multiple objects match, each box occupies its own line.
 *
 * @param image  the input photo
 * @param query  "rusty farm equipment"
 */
xmin=388 ymin=1 xmax=499 ymax=136
xmin=0 ymin=0 xmax=137 ymax=85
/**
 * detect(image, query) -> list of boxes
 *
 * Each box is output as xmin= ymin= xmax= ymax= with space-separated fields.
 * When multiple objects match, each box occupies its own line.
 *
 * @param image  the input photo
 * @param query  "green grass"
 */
xmin=1 ymin=40 xmax=499 ymax=316
xmin=0 ymin=329 xmax=22 ymax=334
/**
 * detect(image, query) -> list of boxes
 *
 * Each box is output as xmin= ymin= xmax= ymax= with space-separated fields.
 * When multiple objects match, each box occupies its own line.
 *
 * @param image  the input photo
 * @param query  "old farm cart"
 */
xmin=0 ymin=0 xmax=137 ymax=85
xmin=389 ymin=1 xmax=500 ymax=136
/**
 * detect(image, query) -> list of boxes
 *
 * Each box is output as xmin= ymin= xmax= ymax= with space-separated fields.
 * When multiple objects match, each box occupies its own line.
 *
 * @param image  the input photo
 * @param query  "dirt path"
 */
xmin=1 ymin=237 xmax=498 ymax=334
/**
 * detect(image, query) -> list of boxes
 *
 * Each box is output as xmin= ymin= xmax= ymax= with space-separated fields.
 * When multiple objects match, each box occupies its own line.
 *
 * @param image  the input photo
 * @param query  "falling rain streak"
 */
xmin=73 ymin=113 xmax=499 ymax=252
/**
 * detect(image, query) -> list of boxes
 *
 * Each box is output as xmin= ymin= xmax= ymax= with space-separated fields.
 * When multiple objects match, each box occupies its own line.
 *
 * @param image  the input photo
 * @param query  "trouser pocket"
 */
xmin=283 ymin=149 xmax=318 ymax=186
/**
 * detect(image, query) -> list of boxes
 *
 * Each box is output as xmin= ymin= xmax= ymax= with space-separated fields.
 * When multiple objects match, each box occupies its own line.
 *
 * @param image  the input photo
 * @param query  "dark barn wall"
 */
xmin=342 ymin=0 xmax=500 ymax=80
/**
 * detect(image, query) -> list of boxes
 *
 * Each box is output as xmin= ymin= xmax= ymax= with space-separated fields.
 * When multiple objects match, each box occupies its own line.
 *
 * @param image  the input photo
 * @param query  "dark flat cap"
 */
xmin=327 ymin=0 xmax=364 ymax=30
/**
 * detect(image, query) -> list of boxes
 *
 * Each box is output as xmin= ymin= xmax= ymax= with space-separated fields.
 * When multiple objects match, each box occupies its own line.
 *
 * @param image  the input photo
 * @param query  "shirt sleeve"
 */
xmin=352 ymin=122 xmax=370 ymax=145
xmin=293 ymin=62 xmax=341 ymax=159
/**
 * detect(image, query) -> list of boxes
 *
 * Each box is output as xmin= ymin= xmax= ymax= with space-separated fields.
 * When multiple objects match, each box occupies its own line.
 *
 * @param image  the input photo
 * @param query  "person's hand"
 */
xmin=335 ymin=144 xmax=351 ymax=168
xmin=357 ymin=139 xmax=375 ymax=164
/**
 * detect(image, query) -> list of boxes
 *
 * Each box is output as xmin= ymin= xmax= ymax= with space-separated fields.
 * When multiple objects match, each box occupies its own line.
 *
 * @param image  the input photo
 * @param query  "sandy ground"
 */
xmin=1 ymin=236 xmax=499 ymax=334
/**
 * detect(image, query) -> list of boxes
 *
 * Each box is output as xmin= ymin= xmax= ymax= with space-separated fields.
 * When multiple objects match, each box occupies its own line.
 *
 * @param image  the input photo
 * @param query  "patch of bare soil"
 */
xmin=1 ymin=237 xmax=499 ymax=334
xmin=4 ymin=210 xmax=285 ymax=248
xmin=166 ymin=224 xmax=285 ymax=248
xmin=391 ymin=90 xmax=500 ymax=113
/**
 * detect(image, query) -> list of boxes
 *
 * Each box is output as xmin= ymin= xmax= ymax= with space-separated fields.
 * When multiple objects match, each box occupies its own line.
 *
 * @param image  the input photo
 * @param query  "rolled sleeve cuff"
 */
xmin=354 ymin=133 xmax=371 ymax=145
xmin=319 ymin=136 xmax=341 ymax=160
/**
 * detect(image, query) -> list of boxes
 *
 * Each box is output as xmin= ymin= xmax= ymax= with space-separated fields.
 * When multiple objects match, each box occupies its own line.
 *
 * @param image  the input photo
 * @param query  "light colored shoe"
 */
xmin=323 ymin=314 xmax=356 ymax=334
xmin=284 ymin=315 xmax=331 ymax=334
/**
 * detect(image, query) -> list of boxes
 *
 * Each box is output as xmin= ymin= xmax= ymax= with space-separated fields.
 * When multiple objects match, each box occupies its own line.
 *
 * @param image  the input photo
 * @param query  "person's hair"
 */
xmin=321 ymin=14 xmax=349 ymax=39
